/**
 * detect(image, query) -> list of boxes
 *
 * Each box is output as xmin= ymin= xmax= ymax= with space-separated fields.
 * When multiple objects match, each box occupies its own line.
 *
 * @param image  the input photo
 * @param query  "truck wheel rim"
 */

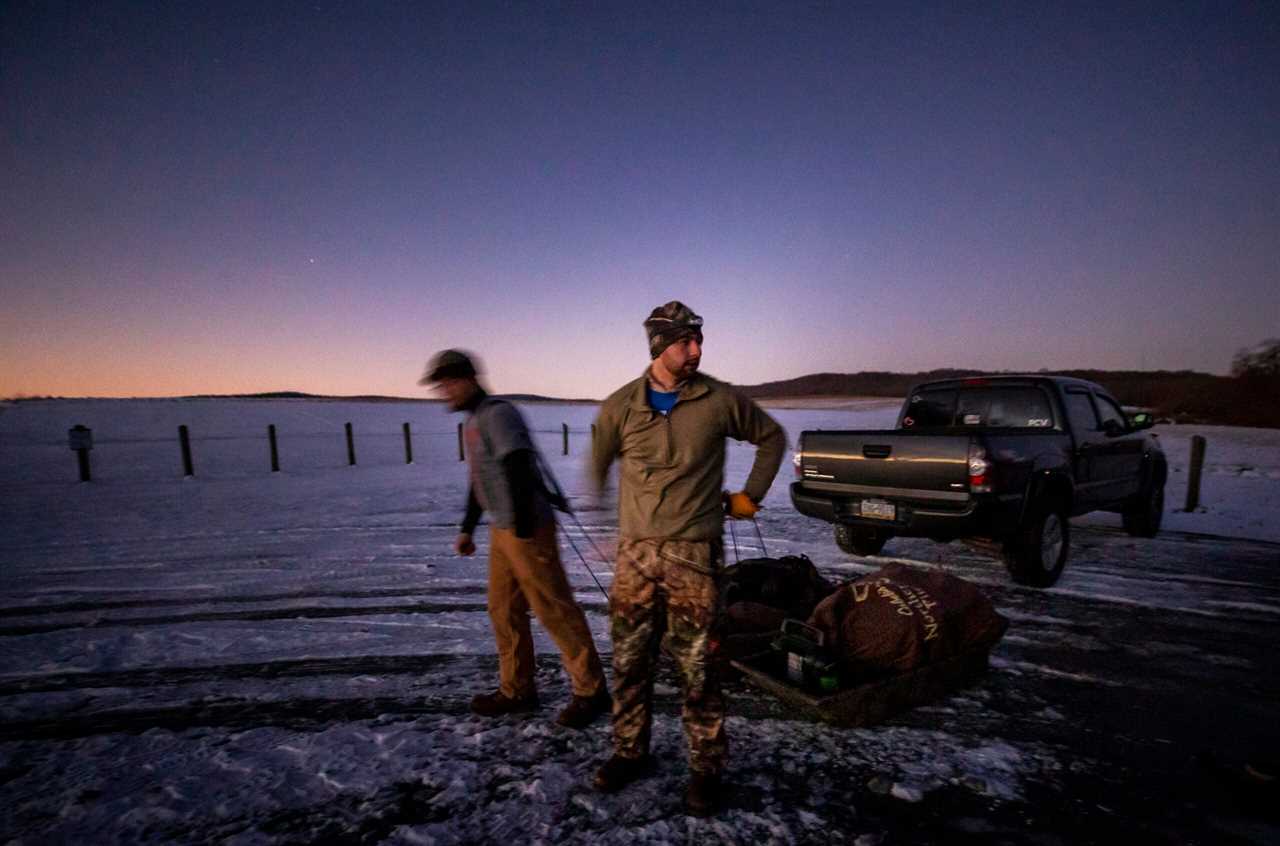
xmin=1042 ymin=514 xmax=1063 ymax=570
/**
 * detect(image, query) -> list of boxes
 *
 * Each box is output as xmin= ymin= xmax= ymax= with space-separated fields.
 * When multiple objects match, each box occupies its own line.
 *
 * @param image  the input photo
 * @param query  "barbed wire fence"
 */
xmin=40 ymin=421 xmax=602 ymax=483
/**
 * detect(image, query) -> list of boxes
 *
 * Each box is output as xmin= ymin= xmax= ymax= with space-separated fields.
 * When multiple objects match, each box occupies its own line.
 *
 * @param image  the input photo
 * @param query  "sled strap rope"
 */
xmin=561 ymin=514 xmax=610 ymax=601
xmin=752 ymin=517 xmax=767 ymax=557
xmin=531 ymin=449 xmax=610 ymax=601
xmin=566 ymin=509 xmax=614 ymax=576
xmin=728 ymin=519 xmax=741 ymax=564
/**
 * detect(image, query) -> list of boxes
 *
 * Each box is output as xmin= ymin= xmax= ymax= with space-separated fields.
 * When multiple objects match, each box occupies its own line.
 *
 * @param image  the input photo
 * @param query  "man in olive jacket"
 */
xmin=588 ymin=301 xmax=786 ymax=816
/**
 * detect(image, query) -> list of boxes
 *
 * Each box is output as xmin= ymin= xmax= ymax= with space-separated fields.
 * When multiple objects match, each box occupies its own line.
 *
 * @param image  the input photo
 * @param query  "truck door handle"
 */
xmin=863 ymin=444 xmax=892 ymax=459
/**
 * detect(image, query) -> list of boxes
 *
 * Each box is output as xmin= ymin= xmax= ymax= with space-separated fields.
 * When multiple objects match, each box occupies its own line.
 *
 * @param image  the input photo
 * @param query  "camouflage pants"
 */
xmin=609 ymin=537 xmax=726 ymax=775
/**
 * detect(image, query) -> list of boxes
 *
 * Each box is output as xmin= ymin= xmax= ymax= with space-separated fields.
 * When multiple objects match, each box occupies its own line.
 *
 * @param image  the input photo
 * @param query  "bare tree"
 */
xmin=1231 ymin=338 xmax=1280 ymax=380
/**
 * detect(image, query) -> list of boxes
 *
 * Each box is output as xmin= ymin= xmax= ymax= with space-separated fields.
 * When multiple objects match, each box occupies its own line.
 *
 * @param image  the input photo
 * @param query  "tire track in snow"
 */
xmin=0 ymin=586 xmax=490 ymax=618
xmin=0 ymin=653 xmax=469 ymax=695
xmin=0 ymin=522 xmax=464 ymax=555
xmin=0 ymin=695 xmax=465 ymax=741
xmin=0 ymin=600 xmax=610 ymax=637
xmin=0 ymin=655 xmax=749 ymax=743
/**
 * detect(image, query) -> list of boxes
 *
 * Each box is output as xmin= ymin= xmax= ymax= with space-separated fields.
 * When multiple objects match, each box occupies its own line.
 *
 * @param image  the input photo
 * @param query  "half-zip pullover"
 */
xmin=590 ymin=370 xmax=786 ymax=541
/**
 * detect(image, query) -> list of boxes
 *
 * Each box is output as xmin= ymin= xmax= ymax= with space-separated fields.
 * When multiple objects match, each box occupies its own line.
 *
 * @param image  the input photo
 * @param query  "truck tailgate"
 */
xmin=798 ymin=430 xmax=972 ymax=500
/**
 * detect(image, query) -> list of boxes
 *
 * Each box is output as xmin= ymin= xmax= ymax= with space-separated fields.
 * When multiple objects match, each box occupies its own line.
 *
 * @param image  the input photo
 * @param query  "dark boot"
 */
xmin=556 ymin=688 xmax=612 ymax=729
xmin=470 ymin=690 xmax=538 ymax=717
xmin=685 ymin=772 xmax=722 ymax=817
xmin=592 ymin=754 xmax=656 ymax=793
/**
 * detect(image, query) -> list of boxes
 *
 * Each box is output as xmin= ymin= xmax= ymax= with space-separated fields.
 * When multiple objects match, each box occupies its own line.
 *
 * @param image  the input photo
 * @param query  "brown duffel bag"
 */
xmin=807 ymin=562 xmax=1008 ymax=679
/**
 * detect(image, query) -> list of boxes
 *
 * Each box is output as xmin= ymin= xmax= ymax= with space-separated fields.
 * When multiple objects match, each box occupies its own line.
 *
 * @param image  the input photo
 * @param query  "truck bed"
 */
xmin=797 ymin=429 xmax=972 ymax=501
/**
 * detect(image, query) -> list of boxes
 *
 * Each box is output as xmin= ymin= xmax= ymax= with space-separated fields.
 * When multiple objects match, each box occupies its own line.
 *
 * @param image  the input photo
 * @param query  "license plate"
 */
xmin=860 ymin=499 xmax=896 ymax=521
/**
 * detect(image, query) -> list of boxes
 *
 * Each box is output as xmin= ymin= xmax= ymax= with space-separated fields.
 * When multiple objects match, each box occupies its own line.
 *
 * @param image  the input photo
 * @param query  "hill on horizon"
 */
xmin=737 ymin=367 xmax=1223 ymax=403
xmin=736 ymin=368 xmax=1273 ymax=427
xmin=182 ymin=391 xmax=601 ymax=404
xmin=8 ymin=367 xmax=1274 ymax=427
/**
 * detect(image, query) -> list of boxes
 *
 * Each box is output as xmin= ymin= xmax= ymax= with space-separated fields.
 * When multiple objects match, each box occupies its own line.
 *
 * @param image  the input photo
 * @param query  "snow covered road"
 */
xmin=2 ymin=399 xmax=1277 ymax=843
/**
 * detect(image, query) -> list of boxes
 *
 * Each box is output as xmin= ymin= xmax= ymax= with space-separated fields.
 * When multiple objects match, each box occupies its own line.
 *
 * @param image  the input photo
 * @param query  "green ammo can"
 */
xmin=772 ymin=619 xmax=840 ymax=692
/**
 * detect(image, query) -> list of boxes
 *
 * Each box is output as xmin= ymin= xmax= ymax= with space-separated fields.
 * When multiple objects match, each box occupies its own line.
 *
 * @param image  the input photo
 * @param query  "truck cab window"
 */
xmin=1094 ymin=395 xmax=1126 ymax=431
xmin=902 ymin=389 xmax=957 ymax=427
xmin=1064 ymin=390 xmax=1099 ymax=434
xmin=955 ymin=387 xmax=1055 ymax=428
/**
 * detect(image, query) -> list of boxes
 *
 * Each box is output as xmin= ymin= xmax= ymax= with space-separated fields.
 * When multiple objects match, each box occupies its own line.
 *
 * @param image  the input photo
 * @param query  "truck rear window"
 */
xmin=902 ymin=386 xmax=1055 ymax=429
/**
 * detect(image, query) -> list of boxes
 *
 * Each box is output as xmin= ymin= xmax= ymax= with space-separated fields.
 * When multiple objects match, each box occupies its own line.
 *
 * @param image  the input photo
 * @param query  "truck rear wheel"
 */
xmin=1003 ymin=499 xmax=1069 ymax=587
xmin=1122 ymin=479 xmax=1164 ymax=538
xmin=834 ymin=524 xmax=889 ymax=557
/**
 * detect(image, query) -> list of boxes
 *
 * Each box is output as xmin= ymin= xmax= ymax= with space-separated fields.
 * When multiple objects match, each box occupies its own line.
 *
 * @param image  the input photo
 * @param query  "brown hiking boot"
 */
xmin=684 ymin=772 xmax=722 ymax=817
xmin=555 ymin=688 xmax=612 ymax=729
xmin=592 ymin=754 xmax=656 ymax=793
xmin=470 ymin=690 xmax=538 ymax=717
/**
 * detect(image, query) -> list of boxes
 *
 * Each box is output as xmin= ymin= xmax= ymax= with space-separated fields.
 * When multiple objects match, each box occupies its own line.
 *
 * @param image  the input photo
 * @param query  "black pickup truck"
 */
xmin=790 ymin=375 xmax=1166 ymax=587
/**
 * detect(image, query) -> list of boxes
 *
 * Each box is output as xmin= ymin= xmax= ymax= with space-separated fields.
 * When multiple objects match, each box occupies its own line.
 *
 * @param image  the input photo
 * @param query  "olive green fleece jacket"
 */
xmin=590 ymin=371 xmax=787 ymax=542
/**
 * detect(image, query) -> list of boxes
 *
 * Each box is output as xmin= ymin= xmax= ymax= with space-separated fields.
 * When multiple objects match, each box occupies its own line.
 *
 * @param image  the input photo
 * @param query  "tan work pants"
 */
xmin=488 ymin=521 xmax=606 ymax=699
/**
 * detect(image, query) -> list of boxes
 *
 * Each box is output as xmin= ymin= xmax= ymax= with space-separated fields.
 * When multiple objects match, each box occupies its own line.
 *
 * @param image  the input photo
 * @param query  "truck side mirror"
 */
xmin=1102 ymin=418 xmax=1125 ymax=437
xmin=1128 ymin=412 xmax=1154 ymax=431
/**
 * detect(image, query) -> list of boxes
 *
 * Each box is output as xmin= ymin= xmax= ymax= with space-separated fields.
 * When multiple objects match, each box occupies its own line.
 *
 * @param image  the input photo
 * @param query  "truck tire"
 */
xmin=834 ymin=524 xmax=889 ymax=557
xmin=1003 ymin=499 xmax=1069 ymax=587
xmin=1122 ymin=479 xmax=1164 ymax=538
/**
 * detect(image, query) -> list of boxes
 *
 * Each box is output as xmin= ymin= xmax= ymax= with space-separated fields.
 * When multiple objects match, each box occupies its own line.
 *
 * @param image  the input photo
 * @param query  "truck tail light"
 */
xmin=793 ymin=449 xmax=803 ymax=479
xmin=968 ymin=443 xmax=991 ymax=493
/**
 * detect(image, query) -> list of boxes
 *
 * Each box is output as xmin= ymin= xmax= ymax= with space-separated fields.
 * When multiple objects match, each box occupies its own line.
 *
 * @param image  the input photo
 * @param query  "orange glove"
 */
xmin=724 ymin=491 xmax=760 ymax=519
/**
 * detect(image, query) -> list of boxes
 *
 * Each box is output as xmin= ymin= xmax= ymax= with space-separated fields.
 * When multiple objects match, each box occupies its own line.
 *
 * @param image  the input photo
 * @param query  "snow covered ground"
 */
xmin=1 ymin=398 xmax=1277 ymax=844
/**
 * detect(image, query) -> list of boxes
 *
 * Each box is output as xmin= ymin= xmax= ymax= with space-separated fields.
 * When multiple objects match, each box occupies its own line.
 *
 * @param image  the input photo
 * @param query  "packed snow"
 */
xmin=1 ymin=398 xmax=1277 ymax=844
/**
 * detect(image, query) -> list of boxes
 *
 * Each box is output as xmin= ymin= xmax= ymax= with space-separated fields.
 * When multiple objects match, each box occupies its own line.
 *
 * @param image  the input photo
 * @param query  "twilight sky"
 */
xmin=3 ymin=1 xmax=1277 ymax=399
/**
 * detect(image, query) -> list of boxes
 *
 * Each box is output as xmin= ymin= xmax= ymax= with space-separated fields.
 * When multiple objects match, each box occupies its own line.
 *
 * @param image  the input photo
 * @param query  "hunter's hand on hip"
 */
xmin=724 ymin=491 xmax=760 ymax=520
xmin=454 ymin=533 xmax=476 ymax=556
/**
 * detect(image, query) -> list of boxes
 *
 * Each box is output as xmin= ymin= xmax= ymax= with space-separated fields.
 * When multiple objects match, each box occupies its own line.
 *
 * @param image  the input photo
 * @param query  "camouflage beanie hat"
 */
xmin=643 ymin=300 xmax=704 ymax=359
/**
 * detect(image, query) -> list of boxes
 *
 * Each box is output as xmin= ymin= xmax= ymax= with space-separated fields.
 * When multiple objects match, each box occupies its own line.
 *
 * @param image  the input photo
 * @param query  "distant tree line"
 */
xmin=739 ymin=340 xmax=1280 ymax=429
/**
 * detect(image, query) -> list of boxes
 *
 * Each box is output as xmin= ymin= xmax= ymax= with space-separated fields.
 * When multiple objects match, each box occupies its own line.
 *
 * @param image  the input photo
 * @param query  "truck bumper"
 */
xmin=790 ymin=481 xmax=1017 ymax=539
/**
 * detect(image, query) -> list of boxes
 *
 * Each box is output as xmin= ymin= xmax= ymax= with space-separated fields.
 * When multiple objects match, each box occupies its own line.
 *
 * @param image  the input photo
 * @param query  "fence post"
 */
xmin=1184 ymin=435 xmax=1206 ymax=511
xmin=69 ymin=425 xmax=92 ymax=482
xmin=345 ymin=423 xmax=357 ymax=466
xmin=179 ymin=425 xmax=194 ymax=477
xmin=563 ymin=423 xmax=569 ymax=455
xmin=458 ymin=421 xmax=465 ymax=461
xmin=268 ymin=424 xmax=280 ymax=472
xmin=403 ymin=422 xmax=413 ymax=464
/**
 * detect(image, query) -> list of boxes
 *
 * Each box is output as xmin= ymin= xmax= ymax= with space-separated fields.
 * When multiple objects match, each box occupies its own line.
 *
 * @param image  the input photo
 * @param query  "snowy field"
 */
xmin=1 ymin=398 xmax=1278 ymax=844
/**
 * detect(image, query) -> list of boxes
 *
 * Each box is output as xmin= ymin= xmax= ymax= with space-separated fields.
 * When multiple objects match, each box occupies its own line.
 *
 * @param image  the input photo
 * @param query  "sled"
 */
xmin=731 ymin=642 xmax=997 ymax=728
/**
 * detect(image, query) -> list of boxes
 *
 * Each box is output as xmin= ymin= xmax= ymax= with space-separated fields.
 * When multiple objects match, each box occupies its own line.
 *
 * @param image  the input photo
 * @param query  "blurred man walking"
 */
xmin=421 ymin=350 xmax=610 ymax=728
xmin=587 ymin=302 xmax=786 ymax=815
